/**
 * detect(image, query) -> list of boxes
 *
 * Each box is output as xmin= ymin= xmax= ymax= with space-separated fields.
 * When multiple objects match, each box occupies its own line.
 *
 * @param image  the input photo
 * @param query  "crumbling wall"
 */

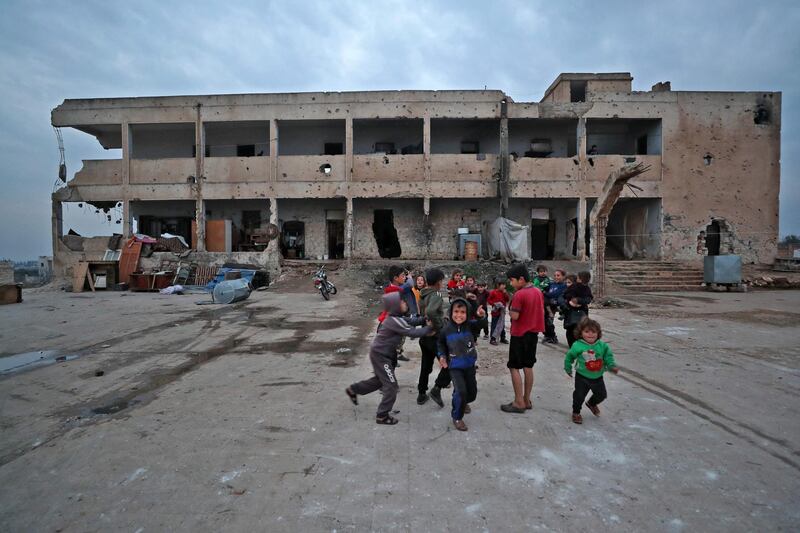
xmin=279 ymin=198 xmax=347 ymax=260
xmin=658 ymin=92 xmax=781 ymax=264
xmin=0 ymin=261 xmax=14 ymax=284
xmin=352 ymin=199 xmax=426 ymax=259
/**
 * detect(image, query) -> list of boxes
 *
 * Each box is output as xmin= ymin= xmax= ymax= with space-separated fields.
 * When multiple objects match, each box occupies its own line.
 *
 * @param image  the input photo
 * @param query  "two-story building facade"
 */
xmin=50 ymin=72 xmax=781 ymax=278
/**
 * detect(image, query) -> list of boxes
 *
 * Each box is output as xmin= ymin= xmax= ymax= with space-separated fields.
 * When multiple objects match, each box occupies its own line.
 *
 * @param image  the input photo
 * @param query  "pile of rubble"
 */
xmin=743 ymin=275 xmax=799 ymax=289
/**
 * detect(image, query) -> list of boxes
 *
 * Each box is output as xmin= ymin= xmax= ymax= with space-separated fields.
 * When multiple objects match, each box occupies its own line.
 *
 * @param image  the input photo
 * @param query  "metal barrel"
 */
xmin=212 ymin=278 xmax=251 ymax=304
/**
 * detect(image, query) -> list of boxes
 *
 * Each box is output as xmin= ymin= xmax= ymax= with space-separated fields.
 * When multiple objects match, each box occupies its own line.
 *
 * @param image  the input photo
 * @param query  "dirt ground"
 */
xmin=0 ymin=268 xmax=798 ymax=532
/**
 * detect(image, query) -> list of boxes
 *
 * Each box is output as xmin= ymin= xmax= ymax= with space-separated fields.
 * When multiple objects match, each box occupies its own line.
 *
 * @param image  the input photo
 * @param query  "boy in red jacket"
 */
xmin=377 ymin=265 xmax=415 ymax=361
xmin=487 ymin=280 xmax=510 ymax=345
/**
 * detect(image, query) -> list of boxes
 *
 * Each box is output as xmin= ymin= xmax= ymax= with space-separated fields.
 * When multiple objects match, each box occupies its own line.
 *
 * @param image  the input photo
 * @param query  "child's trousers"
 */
xmin=350 ymin=351 xmax=399 ymax=417
xmin=450 ymin=366 xmax=477 ymax=421
xmin=572 ymin=373 xmax=607 ymax=414
xmin=418 ymin=336 xmax=451 ymax=394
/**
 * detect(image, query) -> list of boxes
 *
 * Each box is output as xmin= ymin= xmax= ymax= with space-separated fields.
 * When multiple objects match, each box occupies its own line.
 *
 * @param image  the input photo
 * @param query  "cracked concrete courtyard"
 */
xmin=1 ymin=269 xmax=798 ymax=532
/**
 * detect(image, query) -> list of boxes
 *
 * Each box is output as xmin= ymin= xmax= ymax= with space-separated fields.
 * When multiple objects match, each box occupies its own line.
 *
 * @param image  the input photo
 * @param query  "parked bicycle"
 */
xmin=313 ymin=265 xmax=337 ymax=300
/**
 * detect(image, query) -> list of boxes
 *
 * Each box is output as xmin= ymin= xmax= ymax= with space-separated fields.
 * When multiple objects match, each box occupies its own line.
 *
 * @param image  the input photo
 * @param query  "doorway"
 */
xmin=281 ymin=221 xmax=305 ymax=259
xmin=327 ymin=220 xmax=345 ymax=259
xmin=372 ymin=209 xmax=401 ymax=258
xmin=706 ymin=220 xmax=721 ymax=256
xmin=531 ymin=220 xmax=555 ymax=260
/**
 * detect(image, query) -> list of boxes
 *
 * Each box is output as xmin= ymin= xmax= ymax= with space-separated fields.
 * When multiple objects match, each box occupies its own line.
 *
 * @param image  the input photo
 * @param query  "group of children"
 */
xmin=345 ymin=264 xmax=619 ymax=430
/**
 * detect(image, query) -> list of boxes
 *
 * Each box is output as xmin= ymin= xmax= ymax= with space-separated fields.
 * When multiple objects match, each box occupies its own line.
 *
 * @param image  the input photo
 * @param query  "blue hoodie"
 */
xmin=545 ymin=280 xmax=566 ymax=305
xmin=436 ymin=298 xmax=479 ymax=370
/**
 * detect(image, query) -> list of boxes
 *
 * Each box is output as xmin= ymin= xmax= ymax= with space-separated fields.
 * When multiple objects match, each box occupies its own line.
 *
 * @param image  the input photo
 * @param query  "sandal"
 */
xmin=345 ymin=387 xmax=358 ymax=405
xmin=376 ymin=415 xmax=399 ymax=425
xmin=464 ymin=405 xmax=471 ymax=414
xmin=501 ymin=402 xmax=526 ymax=414
xmin=525 ymin=402 xmax=533 ymax=410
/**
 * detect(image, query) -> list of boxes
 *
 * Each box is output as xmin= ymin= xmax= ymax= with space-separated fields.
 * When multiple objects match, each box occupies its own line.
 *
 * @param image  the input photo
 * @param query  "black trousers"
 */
xmin=566 ymin=325 xmax=577 ymax=347
xmin=418 ymin=336 xmax=451 ymax=394
xmin=469 ymin=317 xmax=489 ymax=340
xmin=544 ymin=302 xmax=557 ymax=340
xmin=450 ymin=366 xmax=477 ymax=420
xmin=572 ymin=373 xmax=607 ymax=414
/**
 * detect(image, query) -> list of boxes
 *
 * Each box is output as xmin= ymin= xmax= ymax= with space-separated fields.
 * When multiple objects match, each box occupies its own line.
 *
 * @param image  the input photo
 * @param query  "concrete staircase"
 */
xmin=605 ymin=261 xmax=705 ymax=292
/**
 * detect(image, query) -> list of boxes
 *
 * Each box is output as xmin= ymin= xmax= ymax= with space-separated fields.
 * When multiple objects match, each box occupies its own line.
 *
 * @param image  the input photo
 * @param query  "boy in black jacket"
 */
xmin=561 ymin=271 xmax=594 ymax=347
xmin=437 ymin=298 xmax=485 ymax=431
xmin=417 ymin=268 xmax=451 ymax=407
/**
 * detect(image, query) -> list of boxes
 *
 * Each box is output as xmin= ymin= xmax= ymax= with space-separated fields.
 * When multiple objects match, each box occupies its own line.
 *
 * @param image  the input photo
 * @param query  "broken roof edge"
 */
xmin=541 ymin=72 xmax=634 ymax=101
xmin=52 ymin=89 xmax=510 ymax=111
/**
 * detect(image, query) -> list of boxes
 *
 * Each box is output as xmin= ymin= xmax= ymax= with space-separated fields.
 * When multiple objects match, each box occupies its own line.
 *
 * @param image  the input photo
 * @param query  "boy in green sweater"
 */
xmin=564 ymin=318 xmax=619 ymax=424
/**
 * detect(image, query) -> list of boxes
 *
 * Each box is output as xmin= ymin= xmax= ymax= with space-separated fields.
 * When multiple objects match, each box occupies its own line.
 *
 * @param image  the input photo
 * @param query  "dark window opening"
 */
xmin=374 ymin=142 xmax=396 ymax=154
xmin=324 ymin=142 xmax=344 ymax=155
xmin=705 ymin=221 xmax=721 ymax=256
xmin=137 ymin=216 xmax=192 ymax=244
xmin=754 ymin=106 xmax=770 ymax=125
xmin=237 ymin=144 xmax=256 ymax=157
xmin=570 ymin=81 xmax=587 ymax=103
xmin=636 ymin=135 xmax=648 ymax=155
xmin=372 ymin=209 xmax=401 ymax=258
xmin=461 ymin=141 xmax=480 ymax=154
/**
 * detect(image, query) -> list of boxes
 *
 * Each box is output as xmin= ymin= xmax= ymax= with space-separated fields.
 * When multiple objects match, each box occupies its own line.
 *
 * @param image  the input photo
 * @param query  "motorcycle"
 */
xmin=313 ymin=265 xmax=337 ymax=300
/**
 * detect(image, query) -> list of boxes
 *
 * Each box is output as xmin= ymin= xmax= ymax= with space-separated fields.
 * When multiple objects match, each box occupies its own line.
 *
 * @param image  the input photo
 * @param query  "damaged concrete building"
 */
xmin=50 ymin=72 xmax=781 ymax=278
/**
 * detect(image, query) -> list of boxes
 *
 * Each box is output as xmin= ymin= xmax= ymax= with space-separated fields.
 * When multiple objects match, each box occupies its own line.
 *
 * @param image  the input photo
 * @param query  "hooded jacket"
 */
xmin=436 ymin=297 xmax=479 ymax=369
xmin=371 ymin=292 xmax=431 ymax=358
xmin=419 ymin=286 xmax=445 ymax=333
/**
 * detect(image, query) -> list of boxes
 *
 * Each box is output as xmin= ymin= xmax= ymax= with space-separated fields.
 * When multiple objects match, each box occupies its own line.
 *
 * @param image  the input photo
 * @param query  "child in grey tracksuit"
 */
xmin=346 ymin=292 xmax=432 ymax=425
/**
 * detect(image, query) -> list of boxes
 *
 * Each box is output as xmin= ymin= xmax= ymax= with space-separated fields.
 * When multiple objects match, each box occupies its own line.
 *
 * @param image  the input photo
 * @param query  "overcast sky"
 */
xmin=0 ymin=0 xmax=798 ymax=260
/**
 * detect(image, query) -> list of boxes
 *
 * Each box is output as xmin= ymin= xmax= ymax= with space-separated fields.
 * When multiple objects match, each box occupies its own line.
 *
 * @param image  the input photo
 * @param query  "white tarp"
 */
xmin=487 ymin=217 xmax=529 ymax=261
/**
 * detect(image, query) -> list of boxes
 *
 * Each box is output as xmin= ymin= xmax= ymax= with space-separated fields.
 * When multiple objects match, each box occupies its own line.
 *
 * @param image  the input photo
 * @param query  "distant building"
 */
xmin=50 ymin=72 xmax=781 ymax=278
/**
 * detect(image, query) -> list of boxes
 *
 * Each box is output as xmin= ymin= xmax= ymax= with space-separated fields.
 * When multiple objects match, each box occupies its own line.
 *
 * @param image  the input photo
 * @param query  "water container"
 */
xmin=213 ymin=278 xmax=251 ymax=304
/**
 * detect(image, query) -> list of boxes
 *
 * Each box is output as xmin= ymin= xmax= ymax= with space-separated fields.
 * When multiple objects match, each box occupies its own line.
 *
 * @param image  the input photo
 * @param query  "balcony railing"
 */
xmin=431 ymin=154 xmax=499 ymax=181
xmin=204 ymin=156 xmax=268 ymax=183
xmin=131 ymin=158 xmax=196 ymax=184
xmin=353 ymin=154 xmax=424 ymax=181
xmin=71 ymin=159 xmax=123 ymax=186
xmin=277 ymin=155 xmax=345 ymax=182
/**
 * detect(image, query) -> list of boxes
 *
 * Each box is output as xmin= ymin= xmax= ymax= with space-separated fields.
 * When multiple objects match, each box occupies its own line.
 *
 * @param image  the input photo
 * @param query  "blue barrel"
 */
xmin=213 ymin=278 xmax=251 ymax=304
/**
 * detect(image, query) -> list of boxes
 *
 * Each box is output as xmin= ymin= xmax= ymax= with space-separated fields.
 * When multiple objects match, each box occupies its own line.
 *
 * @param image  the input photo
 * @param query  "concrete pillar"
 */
xmin=577 ymin=117 xmax=587 ymax=163
xmin=269 ymin=119 xmax=278 ymax=181
xmin=345 ymin=117 xmax=353 ymax=181
xmin=423 ymin=115 xmax=431 ymax=183
xmin=577 ymin=197 xmax=587 ymax=260
xmin=267 ymin=197 xmax=279 ymax=255
xmin=51 ymin=198 xmax=62 ymax=260
xmin=121 ymin=123 xmax=131 ymax=239
xmin=194 ymin=104 xmax=206 ymax=251
xmin=122 ymin=200 xmax=132 ymax=238
xmin=423 ymin=196 xmax=432 ymax=256
xmin=344 ymin=197 xmax=354 ymax=259
xmin=121 ymin=122 xmax=130 ymax=186
xmin=499 ymin=117 xmax=509 ymax=216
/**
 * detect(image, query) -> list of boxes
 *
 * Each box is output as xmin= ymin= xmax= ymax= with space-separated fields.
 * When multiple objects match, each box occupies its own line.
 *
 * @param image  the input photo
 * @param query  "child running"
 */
xmin=564 ymin=318 xmax=618 ymax=424
xmin=378 ymin=266 xmax=416 ymax=361
xmin=418 ymin=268 xmax=451 ymax=407
xmin=346 ymin=292 xmax=432 ymax=425
xmin=437 ymin=298 xmax=485 ymax=431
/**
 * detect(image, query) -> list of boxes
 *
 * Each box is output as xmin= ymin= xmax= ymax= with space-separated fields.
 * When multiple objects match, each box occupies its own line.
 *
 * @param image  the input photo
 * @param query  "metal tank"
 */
xmin=212 ymin=278 xmax=251 ymax=304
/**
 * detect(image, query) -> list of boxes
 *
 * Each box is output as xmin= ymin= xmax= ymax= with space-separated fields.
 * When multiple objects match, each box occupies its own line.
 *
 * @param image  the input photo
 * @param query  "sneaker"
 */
xmin=490 ymin=339 xmax=498 ymax=346
xmin=500 ymin=338 xmax=509 ymax=344
xmin=397 ymin=354 xmax=410 ymax=362
xmin=586 ymin=402 xmax=600 ymax=416
xmin=483 ymin=334 xmax=489 ymax=340
xmin=572 ymin=413 xmax=583 ymax=424
xmin=464 ymin=404 xmax=472 ymax=414
xmin=416 ymin=393 xmax=429 ymax=405
xmin=453 ymin=419 xmax=468 ymax=431
xmin=429 ymin=386 xmax=444 ymax=408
